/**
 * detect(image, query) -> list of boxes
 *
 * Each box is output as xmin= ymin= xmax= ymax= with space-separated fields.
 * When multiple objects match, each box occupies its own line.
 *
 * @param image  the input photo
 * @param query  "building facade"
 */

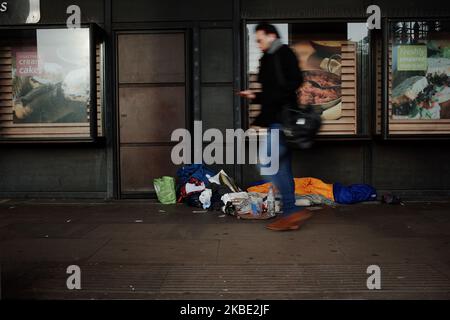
xmin=0 ymin=0 xmax=450 ymax=199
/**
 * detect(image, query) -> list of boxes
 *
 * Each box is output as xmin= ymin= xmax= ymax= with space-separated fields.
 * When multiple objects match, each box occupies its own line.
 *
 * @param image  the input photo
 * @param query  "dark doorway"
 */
xmin=117 ymin=31 xmax=187 ymax=197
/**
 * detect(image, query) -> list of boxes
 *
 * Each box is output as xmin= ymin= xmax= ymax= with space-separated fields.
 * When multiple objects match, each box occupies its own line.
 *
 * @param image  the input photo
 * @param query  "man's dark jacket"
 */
xmin=252 ymin=44 xmax=303 ymax=127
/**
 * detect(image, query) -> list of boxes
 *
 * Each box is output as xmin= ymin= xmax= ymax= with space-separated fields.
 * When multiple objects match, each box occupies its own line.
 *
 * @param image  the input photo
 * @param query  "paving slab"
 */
xmin=336 ymin=237 xmax=450 ymax=264
xmin=0 ymin=239 xmax=109 ymax=263
xmin=82 ymin=223 xmax=189 ymax=240
xmin=217 ymin=235 xmax=346 ymax=264
xmin=0 ymin=223 xmax=100 ymax=240
xmin=88 ymin=239 xmax=220 ymax=264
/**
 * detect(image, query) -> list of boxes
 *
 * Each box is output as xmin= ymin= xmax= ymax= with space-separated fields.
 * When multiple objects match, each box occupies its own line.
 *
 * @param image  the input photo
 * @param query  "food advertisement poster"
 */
xmin=247 ymin=23 xmax=345 ymax=122
xmin=392 ymin=40 xmax=450 ymax=120
xmin=11 ymin=29 xmax=91 ymax=124
xmin=292 ymin=40 xmax=343 ymax=120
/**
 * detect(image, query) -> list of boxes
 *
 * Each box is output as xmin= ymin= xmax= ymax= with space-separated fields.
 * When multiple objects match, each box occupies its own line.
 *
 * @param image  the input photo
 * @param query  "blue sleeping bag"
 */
xmin=333 ymin=183 xmax=377 ymax=204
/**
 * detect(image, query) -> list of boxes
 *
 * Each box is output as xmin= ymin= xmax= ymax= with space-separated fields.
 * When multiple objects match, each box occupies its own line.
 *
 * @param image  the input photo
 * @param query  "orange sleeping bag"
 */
xmin=247 ymin=177 xmax=334 ymax=201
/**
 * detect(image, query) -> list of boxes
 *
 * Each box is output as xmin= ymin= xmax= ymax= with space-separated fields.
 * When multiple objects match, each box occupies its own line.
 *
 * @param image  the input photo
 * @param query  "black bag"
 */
xmin=273 ymin=54 xmax=322 ymax=149
xmin=280 ymin=104 xmax=322 ymax=149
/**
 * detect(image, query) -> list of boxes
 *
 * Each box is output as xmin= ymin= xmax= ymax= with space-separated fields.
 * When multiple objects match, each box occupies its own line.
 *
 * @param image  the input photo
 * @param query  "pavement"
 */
xmin=0 ymin=199 xmax=449 ymax=299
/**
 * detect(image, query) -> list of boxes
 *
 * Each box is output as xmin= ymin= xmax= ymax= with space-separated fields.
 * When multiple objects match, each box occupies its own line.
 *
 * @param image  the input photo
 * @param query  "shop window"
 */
xmin=246 ymin=22 xmax=370 ymax=136
xmin=0 ymin=26 xmax=103 ymax=141
xmin=387 ymin=20 xmax=450 ymax=135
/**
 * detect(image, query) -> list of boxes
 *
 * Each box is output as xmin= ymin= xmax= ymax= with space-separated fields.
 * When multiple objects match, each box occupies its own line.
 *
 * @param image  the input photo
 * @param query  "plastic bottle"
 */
xmin=250 ymin=194 xmax=261 ymax=216
xmin=251 ymin=198 xmax=259 ymax=216
xmin=267 ymin=186 xmax=275 ymax=217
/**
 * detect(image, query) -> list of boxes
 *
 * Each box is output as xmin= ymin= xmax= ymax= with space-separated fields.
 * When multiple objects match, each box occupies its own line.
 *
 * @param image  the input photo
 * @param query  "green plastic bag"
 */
xmin=153 ymin=176 xmax=176 ymax=204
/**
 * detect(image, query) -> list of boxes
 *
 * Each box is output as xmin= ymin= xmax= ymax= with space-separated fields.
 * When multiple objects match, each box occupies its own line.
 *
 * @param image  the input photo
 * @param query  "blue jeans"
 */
xmin=259 ymin=123 xmax=299 ymax=215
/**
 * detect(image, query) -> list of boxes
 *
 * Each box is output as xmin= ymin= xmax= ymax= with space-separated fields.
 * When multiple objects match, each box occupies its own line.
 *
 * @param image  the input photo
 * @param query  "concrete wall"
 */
xmin=242 ymin=142 xmax=450 ymax=199
xmin=0 ymin=145 xmax=107 ymax=198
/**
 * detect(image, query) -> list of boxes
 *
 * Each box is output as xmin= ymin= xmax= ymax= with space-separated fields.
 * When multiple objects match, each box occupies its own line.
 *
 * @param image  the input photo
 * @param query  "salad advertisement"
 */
xmin=392 ymin=40 xmax=450 ymax=120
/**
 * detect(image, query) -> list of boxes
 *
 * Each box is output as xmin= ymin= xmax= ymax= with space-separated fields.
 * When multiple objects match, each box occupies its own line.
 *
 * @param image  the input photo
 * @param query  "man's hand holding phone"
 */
xmin=237 ymin=90 xmax=256 ymax=100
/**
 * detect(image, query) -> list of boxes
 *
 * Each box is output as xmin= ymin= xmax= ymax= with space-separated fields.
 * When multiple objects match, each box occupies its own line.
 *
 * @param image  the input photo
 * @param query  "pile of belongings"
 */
xmin=221 ymin=192 xmax=279 ymax=220
xmin=247 ymin=177 xmax=377 ymax=205
xmin=175 ymin=164 xmax=276 ymax=219
xmin=173 ymin=166 xmax=378 ymax=220
xmin=176 ymin=164 xmax=242 ymax=211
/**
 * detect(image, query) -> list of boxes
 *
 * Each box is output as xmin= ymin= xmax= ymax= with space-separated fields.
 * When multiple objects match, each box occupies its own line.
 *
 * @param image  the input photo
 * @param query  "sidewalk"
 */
xmin=0 ymin=199 xmax=449 ymax=299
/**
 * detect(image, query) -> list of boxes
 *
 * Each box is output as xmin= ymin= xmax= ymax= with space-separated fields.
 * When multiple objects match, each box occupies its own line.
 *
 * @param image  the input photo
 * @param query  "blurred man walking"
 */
xmin=240 ymin=23 xmax=312 ymax=231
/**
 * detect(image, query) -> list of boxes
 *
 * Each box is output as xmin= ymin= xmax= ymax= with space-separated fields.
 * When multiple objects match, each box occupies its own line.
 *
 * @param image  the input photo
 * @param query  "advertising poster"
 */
xmin=292 ymin=40 xmax=343 ymax=120
xmin=11 ymin=29 xmax=91 ymax=124
xmin=246 ymin=24 xmax=345 ymax=121
xmin=392 ymin=41 xmax=450 ymax=120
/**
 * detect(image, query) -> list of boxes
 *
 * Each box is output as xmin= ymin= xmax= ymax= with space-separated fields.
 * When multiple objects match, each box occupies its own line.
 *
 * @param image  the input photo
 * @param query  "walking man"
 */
xmin=240 ymin=23 xmax=312 ymax=231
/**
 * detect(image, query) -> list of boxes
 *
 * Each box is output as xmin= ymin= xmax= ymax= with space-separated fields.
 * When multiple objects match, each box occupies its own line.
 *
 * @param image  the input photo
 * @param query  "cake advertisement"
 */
xmin=392 ymin=40 xmax=450 ymax=120
xmin=11 ymin=29 xmax=91 ymax=124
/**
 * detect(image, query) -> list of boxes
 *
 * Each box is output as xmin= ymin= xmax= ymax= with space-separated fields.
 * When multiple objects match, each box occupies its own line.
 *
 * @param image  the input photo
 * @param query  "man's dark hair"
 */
xmin=255 ymin=23 xmax=280 ymax=39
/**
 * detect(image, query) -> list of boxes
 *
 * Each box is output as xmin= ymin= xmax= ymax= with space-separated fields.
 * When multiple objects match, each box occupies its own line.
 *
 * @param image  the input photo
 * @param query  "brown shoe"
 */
xmin=265 ymin=210 xmax=312 ymax=231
